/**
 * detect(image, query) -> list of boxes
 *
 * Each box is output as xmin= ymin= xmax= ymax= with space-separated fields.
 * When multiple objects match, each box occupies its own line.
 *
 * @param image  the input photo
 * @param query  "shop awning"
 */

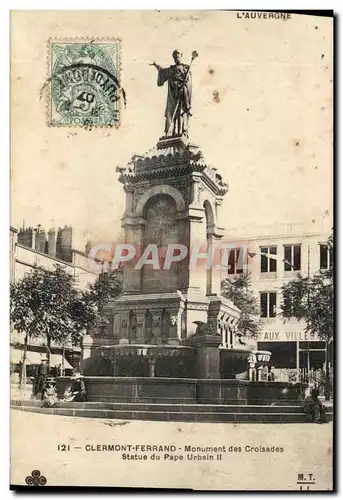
xmin=50 ymin=354 xmax=73 ymax=370
xmin=10 ymin=348 xmax=24 ymax=364
xmin=10 ymin=348 xmax=43 ymax=365
xmin=10 ymin=348 xmax=73 ymax=369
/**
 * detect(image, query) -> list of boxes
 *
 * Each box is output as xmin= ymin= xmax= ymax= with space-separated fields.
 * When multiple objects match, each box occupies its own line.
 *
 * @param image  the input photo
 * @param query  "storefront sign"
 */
xmin=258 ymin=331 xmax=317 ymax=342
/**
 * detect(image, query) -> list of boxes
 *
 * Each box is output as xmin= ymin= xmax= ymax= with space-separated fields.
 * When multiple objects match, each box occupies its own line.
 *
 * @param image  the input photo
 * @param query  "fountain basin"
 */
xmin=56 ymin=376 xmax=306 ymax=406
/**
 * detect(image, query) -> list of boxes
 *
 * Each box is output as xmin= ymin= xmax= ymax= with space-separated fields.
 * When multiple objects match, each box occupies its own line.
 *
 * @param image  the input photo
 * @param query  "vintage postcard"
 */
xmin=10 ymin=10 xmax=334 ymax=490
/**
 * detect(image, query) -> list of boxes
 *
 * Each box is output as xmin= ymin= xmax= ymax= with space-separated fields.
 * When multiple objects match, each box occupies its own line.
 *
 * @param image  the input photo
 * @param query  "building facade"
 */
xmin=10 ymin=225 xmax=98 ymax=374
xmin=226 ymin=224 xmax=333 ymax=380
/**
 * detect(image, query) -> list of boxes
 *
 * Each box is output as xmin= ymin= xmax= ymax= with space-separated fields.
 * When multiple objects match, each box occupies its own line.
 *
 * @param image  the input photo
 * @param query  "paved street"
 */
xmin=11 ymin=409 xmax=333 ymax=490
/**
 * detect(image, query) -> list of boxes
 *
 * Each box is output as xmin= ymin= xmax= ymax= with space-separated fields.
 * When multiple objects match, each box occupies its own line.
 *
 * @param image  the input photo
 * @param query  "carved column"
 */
xmin=136 ymin=313 xmax=146 ymax=342
xmin=145 ymin=310 xmax=153 ymax=343
xmin=124 ymin=184 xmax=134 ymax=214
xmin=210 ymin=235 xmax=223 ymax=296
xmin=192 ymin=177 xmax=205 ymax=205
xmin=187 ymin=211 xmax=206 ymax=293
xmin=128 ymin=311 xmax=137 ymax=344
xmin=122 ymin=219 xmax=146 ymax=293
xmin=168 ymin=309 xmax=180 ymax=345
xmin=113 ymin=313 xmax=120 ymax=343
xmin=211 ymin=197 xmax=225 ymax=295
xmin=151 ymin=310 xmax=162 ymax=344
xmin=224 ymin=324 xmax=229 ymax=348
xmin=176 ymin=217 xmax=190 ymax=290
xmin=216 ymin=313 xmax=225 ymax=348
xmin=186 ymin=177 xmax=207 ymax=296
xmin=183 ymin=178 xmax=209 ymax=337
xmin=218 ymin=320 xmax=225 ymax=348
xmin=205 ymin=226 xmax=214 ymax=296
xmin=229 ymin=317 xmax=238 ymax=347
xmin=119 ymin=312 xmax=130 ymax=342
xmin=227 ymin=324 xmax=232 ymax=349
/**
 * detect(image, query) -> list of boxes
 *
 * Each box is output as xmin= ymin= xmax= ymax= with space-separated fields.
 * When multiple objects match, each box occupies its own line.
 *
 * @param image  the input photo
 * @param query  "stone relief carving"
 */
xmin=193 ymin=320 xmax=218 ymax=336
xmin=115 ymin=302 xmax=182 ymax=311
xmin=136 ymin=315 xmax=145 ymax=327
xmin=170 ymin=315 xmax=178 ymax=326
xmin=152 ymin=316 xmax=161 ymax=327
xmin=172 ymin=179 xmax=190 ymax=206
xmin=197 ymin=183 xmax=205 ymax=203
xmin=133 ymin=179 xmax=189 ymax=212
xmin=187 ymin=303 xmax=209 ymax=311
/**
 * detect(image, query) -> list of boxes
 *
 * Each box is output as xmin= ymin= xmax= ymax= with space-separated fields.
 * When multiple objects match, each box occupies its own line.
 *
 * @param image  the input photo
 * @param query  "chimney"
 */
xmin=17 ymin=227 xmax=35 ymax=249
xmin=48 ymin=228 xmax=57 ymax=256
xmin=56 ymin=225 xmax=73 ymax=262
xmin=34 ymin=226 xmax=46 ymax=253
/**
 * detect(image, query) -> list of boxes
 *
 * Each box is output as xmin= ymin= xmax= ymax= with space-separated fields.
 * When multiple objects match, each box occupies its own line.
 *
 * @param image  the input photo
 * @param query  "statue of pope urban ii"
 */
xmin=151 ymin=50 xmax=192 ymax=138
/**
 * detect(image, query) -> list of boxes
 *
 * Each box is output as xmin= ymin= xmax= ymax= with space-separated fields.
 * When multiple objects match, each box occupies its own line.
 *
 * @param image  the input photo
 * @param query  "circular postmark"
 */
xmin=50 ymin=42 xmax=122 ymax=127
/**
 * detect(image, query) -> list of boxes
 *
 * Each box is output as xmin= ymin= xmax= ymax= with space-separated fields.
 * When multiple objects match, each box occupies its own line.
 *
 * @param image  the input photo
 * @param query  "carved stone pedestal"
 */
xmin=84 ymin=134 xmax=243 ymax=378
xmin=184 ymin=333 xmax=221 ymax=379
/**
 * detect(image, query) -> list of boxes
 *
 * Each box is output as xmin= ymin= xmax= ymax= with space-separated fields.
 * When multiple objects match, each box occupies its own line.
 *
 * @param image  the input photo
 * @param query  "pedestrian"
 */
xmin=303 ymin=388 xmax=328 ymax=423
xmin=33 ymin=358 xmax=48 ymax=400
xmin=64 ymin=373 xmax=87 ymax=402
xmin=41 ymin=378 xmax=58 ymax=408
xmin=268 ymin=366 xmax=276 ymax=382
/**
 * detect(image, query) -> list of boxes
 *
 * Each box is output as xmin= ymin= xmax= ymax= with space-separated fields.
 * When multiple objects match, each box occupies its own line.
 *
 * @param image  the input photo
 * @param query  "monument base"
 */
xmin=56 ymin=376 xmax=307 ymax=406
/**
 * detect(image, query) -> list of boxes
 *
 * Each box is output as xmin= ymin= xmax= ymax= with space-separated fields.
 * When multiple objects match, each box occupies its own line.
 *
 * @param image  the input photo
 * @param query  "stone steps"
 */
xmin=12 ymin=399 xmax=306 ymax=413
xmin=11 ymin=400 xmax=333 ymax=423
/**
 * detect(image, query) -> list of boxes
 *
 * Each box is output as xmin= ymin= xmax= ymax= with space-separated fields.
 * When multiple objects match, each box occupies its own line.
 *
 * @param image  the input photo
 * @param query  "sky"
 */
xmin=11 ymin=11 xmax=333 ymax=251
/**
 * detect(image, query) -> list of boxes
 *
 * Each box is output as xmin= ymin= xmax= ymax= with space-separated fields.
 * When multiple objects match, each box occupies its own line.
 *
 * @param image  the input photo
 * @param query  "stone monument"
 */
xmin=83 ymin=50 xmax=243 ymax=380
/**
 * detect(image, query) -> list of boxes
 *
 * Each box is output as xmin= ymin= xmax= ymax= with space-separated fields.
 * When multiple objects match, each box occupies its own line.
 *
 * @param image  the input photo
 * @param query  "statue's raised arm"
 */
xmin=151 ymin=50 xmax=198 ymax=138
xmin=149 ymin=61 xmax=161 ymax=71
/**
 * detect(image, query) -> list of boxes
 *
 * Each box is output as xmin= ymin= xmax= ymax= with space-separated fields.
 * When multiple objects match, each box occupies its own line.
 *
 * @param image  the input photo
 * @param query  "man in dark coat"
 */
xmin=268 ymin=366 xmax=276 ymax=381
xmin=69 ymin=373 xmax=87 ymax=402
xmin=303 ymin=388 xmax=328 ymax=423
xmin=34 ymin=358 xmax=48 ymax=400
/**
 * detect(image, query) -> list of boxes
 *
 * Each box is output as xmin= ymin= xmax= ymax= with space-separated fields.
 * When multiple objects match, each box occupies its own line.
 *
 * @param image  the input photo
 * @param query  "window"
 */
xmin=284 ymin=244 xmax=301 ymax=271
xmin=320 ymin=244 xmax=333 ymax=270
xmin=299 ymin=341 xmax=326 ymax=350
xmin=260 ymin=292 xmax=277 ymax=318
xmin=228 ymin=247 xmax=247 ymax=275
xmin=258 ymin=342 xmax=296 ymax=369
xmin=260 ymin=246 xmax=277 ymax=273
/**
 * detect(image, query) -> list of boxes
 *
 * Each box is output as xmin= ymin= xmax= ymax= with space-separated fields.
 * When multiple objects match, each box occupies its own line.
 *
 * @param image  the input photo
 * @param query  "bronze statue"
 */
xmin=150 ymin=50 xmax=198 ymax=138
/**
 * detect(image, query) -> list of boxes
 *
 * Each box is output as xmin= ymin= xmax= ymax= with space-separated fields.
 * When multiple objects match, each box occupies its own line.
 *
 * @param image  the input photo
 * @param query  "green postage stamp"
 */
xmin=48 ymin=38 xmax=122 ymax=127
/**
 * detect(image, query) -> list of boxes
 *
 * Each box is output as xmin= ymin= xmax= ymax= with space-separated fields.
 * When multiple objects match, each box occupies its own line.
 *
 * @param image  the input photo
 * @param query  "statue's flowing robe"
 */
xmin=157 ymin=63 xmax=192 ymax=136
